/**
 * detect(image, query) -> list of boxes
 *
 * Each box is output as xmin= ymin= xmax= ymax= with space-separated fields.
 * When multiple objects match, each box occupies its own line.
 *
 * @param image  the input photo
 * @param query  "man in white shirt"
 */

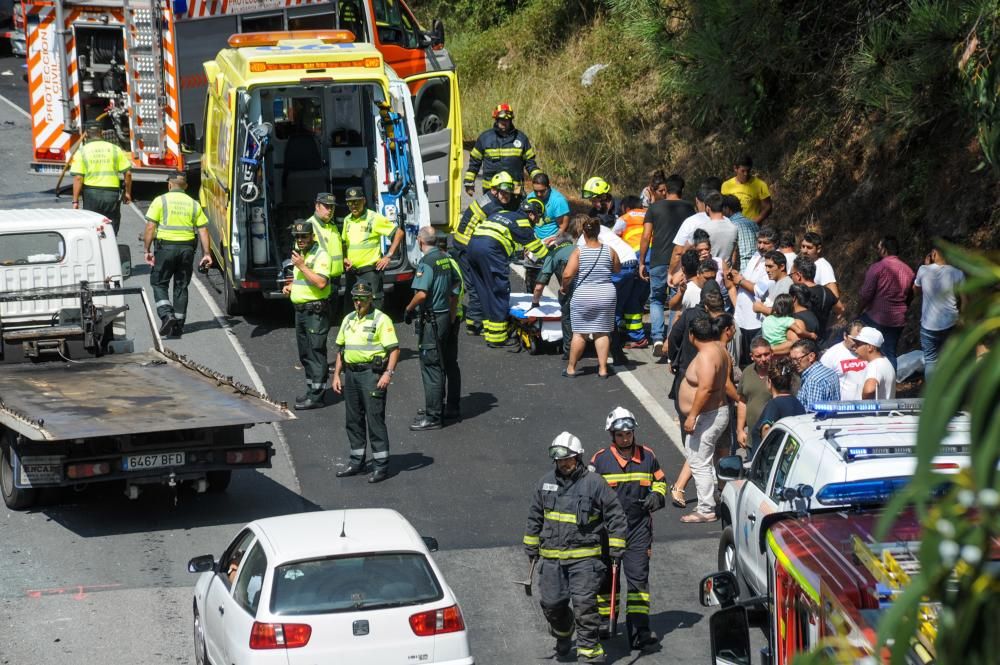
xmin=727 ymin=226 xmax=776 ymax=366
xmin=799 ymin=231 xmax=839 ymax=298
xmin=820 ymin=320 xmax=868 ymax=400
xmin=852 ymin=327 xmax=896 ymax=399
xmin=670 ymin=186 xmax=733 ymax=269
xmin=913 ymin=244 xmax=964 ymax=376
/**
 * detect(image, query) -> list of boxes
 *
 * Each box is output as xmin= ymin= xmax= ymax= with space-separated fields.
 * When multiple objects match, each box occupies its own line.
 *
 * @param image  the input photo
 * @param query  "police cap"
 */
xmin=315 ymin=192 xmax=336 ymax=206
xmin=344 ymin=186 xmax=366 ymax=202
xmin=350 ymin=282 xmax=374 ymax=299
xmin=84 ymin=121 xmax=103 ymax=135
xmin=290 ymin=220 xmax=314 ymax=237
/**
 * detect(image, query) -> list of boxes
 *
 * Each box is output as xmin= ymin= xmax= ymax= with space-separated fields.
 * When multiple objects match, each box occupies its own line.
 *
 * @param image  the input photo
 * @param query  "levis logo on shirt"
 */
xmin=841 ymin=358 xmax=867 ymax=373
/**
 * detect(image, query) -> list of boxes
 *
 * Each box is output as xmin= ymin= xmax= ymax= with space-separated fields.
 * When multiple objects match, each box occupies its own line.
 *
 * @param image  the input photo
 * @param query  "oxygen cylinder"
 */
xmin=250 ymin=206 xmax=269 ymax=266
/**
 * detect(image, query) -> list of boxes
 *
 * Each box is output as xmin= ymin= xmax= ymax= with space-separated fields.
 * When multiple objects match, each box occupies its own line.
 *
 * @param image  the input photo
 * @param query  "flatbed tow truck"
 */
xmin=0 ymin=281 xmax=295 ymax=510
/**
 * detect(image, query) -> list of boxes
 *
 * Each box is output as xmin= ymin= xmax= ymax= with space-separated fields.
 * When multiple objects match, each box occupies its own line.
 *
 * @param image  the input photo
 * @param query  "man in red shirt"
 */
xmin=857 ymin=235 xmax=914 ymax=370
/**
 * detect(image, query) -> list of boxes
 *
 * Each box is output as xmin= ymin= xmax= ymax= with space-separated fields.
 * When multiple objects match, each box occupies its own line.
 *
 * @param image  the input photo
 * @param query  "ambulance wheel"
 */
xmin=1 ymin=435 xmax=36 ymax=511
xmin=417 ymin=99 xmax=449 ymax=136
xmin=224 ymin=283 xmax=244 ymax=316
xmin=718 ymin=526 xmax=738 ymax=576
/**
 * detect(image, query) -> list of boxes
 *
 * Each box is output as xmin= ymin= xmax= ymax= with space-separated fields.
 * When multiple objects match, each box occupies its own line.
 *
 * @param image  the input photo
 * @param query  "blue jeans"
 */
xmin=860 ymin=314 xmax=902 ymax=371
xmin=648 ymin=264 xmax=670 ymax=343
xmin=920 ymin=326 xmax=952 ymax=377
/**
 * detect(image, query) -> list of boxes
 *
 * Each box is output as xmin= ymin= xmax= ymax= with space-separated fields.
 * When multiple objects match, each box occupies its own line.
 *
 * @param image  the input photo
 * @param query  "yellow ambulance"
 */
xmin=199 ymin=30 xmax=461 ymax=314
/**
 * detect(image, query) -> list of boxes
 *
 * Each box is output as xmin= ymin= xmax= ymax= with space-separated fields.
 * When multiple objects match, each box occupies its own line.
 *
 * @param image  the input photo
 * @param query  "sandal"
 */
xmin=561 ymin=369 xmax=578 ymax=379
xmin=670 ymin=486 xmax=686 ymax=508
xmin=680 ymin=512 xmax=718 ymax=523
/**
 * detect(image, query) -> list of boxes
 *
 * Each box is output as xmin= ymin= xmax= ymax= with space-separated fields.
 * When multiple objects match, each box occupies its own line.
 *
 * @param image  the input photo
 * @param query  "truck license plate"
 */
xmin=123 ymin=452 xmax=185 ymax=471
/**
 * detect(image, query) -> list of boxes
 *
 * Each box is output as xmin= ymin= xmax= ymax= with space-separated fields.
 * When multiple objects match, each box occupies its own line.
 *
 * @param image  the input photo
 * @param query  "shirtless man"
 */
xmin=677 ymin=313 xmax=731 ymax=523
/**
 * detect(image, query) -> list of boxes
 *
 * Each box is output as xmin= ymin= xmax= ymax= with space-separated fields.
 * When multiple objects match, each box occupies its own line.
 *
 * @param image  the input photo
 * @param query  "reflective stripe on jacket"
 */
xmin=471 ymin=210 xmax=549 ymax=259
xmin=589 ymin=445 xmax=667 ymax=527
xmin=148 ymin=191 xmax=207 ymax=242
xmin=454 ymin=192 xmax=505 ymax=246
xmin=464 ymin=127 xmax=540 ymax=185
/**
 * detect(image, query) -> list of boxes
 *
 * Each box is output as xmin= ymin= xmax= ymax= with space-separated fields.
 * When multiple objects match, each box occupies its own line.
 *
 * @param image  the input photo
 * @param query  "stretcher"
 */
xmin=509 ymin=292 xmax=562 ymax=355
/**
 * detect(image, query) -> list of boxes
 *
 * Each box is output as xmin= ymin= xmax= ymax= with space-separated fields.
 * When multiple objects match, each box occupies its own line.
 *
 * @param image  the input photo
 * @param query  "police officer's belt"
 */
xmin=82 ymin=185 xmax=121 ymax=192
xmin=347 ymin=358 xmax=385 ymax=372
xmin=351 ymin=264 xmax=377 ymax=275
xmin=293 ymin=300 xmax=329 ymax=312
xmin=156 ymin=238 xmax=197 ymax=247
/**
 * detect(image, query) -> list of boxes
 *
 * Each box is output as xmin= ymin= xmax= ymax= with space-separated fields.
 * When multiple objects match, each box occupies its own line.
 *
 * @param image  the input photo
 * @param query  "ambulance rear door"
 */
xmin=403 ymin=71 xmax=461 ymax=233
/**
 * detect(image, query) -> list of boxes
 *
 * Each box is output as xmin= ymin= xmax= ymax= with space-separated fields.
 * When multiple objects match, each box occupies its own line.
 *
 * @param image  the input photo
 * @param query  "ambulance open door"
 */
xmin=404 ymin=71 xmax=462 ymax=233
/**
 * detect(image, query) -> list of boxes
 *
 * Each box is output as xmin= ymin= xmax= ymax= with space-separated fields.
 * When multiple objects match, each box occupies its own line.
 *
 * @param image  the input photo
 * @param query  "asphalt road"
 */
xmin=0 ymin=54 xmax=726 ymax=665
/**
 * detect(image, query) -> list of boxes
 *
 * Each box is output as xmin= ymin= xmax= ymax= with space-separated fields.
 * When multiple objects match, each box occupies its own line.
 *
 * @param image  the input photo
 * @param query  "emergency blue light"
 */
xmin=815 ymin=477 xmax=910 ymax=506
xmin=812 ymin=399 xmax=923 ymax=418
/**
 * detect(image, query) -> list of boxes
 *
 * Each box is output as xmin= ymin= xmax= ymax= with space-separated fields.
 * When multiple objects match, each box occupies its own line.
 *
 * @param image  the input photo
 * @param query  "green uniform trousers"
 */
xmin=344 ymin=268 xmax=385 ymax=311
xmin=294 ymin=302 xmax=331 ymax=401
xmin=417 ymin=311 xmax=452 ymax=422
xmin=82 ymin=186 xmax=122 ymax=235
xmin=344 ymin=366 xmax=390 ymax=470
xmin=150 ymin=241 xmax=196 ymax=325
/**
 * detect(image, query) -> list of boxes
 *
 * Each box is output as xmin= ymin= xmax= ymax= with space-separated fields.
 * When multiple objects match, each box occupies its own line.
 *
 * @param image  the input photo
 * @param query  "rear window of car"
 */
xmin=271 ymin=552 xmax=443 ymax=615
xmin=0 ymin=232 xmax=66 ymax=265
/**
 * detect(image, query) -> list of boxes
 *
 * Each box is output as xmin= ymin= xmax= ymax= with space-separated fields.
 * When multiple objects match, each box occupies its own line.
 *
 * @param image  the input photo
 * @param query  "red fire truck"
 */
xmin=22 ymin=0 xmax=452 ymax=179
xmin=700 ymin=479 xmax=1000 ymax=664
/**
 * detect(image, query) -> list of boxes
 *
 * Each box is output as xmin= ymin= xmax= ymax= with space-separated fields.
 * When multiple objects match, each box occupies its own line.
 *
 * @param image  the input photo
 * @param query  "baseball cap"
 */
xmin=851 ymin=327 xmax=884 ymax=348
xmin=315 ymin=192 xmax=336 ymax=206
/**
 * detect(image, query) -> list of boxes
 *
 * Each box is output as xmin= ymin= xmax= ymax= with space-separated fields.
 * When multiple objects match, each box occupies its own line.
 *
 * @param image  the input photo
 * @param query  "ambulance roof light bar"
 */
xmin=811 ymin=399 xmax=924 ymax=419
xmin=228 ymin=30 xmax=357 ymax=48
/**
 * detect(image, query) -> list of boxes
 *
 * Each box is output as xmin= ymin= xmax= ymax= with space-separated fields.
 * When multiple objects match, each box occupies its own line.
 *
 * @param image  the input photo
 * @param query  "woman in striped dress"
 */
xmin=562 ymin=217 xmax=620 ymax=378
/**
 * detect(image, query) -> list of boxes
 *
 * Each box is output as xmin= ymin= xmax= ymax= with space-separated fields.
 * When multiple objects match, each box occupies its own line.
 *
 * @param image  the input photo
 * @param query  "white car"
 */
xmin=717 ymin=400 xmax=970 ymax=597
xmin=189 ymin=509 xmax=474 ymax=665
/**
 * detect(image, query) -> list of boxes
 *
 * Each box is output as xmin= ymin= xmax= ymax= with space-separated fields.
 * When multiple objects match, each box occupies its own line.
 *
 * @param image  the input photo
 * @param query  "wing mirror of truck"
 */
xmin=700 ymin=571 xmax=740 ymax=608
xmin=424 ymin=19 xmax=445 ymax=47
xmin=188 ymin=554 xmax=217 ymax=573
xmin=709 ymin=604 xmax=752 ymax=665
xmin=421 ymin=536 xmax=439 ymax=552
xmin=118 ymin=244 xmax=132 ymax=280
xmin=180 ymin=122 xmax=201 ymax=153
xmin=717 ymin=455 xmax=744 ymax=481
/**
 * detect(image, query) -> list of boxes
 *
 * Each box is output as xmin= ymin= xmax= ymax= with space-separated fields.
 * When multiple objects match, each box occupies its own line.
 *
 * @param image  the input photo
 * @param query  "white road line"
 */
xmin=510 ymin=264 xmax=684 ymax=455
xmin=0 ymin=91 xmax=30 ymax=118
xmin=127 ymin=202 xmax=302 ymax=494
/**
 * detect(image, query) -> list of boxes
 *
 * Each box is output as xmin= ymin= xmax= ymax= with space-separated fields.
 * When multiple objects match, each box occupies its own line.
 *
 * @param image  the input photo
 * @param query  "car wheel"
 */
xmin=417 ymin=99 xmax=448 ymax=136
xmin=193 ymin=604 xmax=209 ymax=665
xmin=1 ymin=436 xmax=37 ymax=511
xmin=718 ymin=525 xmax=738 ymax=575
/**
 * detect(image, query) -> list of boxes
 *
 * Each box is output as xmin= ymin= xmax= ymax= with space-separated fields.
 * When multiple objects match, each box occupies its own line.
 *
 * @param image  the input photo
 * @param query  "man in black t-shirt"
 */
xmin=639 ymin=174 xmax=696 ymax=357
xmin=791 ymin=256 xmax=843 ymax=347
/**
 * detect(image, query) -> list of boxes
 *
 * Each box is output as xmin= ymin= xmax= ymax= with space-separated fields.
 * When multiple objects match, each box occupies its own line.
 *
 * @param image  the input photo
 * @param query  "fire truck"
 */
xmin=700 ymin=482 xmax=1000 ymax=665
xmin=21 ymin=0 xmax=453 ymax=180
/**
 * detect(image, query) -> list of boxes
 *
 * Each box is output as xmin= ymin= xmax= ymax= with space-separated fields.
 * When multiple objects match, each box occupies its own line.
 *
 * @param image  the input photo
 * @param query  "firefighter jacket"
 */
xmin=464 ymin=126 xmax=541 ymax=187
xmin=471 ymin=209 xmax=549 ymax=260
xmin=454 ymin=192 xmax=507 ymax=247
xmin=523 ymin=463 xmax=628 ymax=563
xmin=589 ymin=445 xmax=667 ymax=527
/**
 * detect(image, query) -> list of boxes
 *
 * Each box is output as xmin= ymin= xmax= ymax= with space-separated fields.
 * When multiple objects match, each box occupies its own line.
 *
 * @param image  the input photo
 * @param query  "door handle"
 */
xmin=218 ymin=606 xmax=225 ymax=616
xmin=747 ymin=513 xmax=757 ymax=523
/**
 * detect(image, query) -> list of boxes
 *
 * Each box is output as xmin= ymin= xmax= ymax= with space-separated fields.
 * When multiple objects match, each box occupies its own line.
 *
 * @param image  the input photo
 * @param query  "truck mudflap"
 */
xmin=11 ymin=442 xmax=275 ymax=489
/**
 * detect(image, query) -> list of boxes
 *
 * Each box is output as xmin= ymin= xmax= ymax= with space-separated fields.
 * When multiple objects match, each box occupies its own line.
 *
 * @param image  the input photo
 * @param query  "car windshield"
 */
xmin=271 ymin=552 xmax=443 ymax=615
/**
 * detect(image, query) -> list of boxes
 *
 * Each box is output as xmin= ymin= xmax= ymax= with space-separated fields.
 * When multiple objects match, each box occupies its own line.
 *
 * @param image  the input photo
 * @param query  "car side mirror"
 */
xmin=422 ymin=536 xmax=439 ymax=552
xmin=180 ymin=122 xmax=198 ymax=152
xmin=717 ymin=455 xmax=744 ymax=481
xmin=700 ymin=571 xmax=740 ymax=608
xmin=118 ymin=244 xmax=132 ymax=279
xmin=429 ymin=19 xmax=445 ymax=47
xmin=188 ymin=554 xmax=217 ymax=573
xmin=709 ymin=605 xmax=752 ymax=665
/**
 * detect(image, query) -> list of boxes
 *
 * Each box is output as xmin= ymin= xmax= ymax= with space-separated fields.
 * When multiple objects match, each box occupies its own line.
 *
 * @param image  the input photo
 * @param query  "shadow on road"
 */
xmin=459 ymin=391 xmax=498 ymax=421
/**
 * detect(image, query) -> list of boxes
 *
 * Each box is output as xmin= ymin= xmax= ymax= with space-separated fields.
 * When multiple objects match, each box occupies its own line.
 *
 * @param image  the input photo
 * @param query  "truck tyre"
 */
xmin=1 ymin=439 xmax=37 ymax=511
xmin=718 ymin=525 xmax=738 ymax=575
xmin=207 ymin=470 xmax=232 ymax=493
xmin=417 ymin=99 xmax=449 ymax=136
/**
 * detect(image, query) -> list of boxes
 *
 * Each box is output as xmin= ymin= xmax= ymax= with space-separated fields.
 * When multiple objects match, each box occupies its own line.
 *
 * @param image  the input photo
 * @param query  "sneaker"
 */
xmin=623 ymin=338 xmax=649 ymax=350
xmin=652 ymin=341 xmax=664 ymax=357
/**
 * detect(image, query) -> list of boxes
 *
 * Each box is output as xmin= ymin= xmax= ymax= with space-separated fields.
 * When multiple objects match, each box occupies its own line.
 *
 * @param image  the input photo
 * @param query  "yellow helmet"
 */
xmin=490 ymin=171 xmax=516 ymax=192
xmin=582 ymin=176 xmax=611 ymax=199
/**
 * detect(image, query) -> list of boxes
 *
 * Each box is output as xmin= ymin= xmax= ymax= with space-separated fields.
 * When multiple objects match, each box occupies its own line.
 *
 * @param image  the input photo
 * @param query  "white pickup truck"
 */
xmin=716 ymin=399 xmax=971 ymax=596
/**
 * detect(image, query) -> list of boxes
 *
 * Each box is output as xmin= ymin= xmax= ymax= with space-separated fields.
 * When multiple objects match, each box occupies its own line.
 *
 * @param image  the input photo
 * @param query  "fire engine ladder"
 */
xmin=122 ymin=0 xmax=165 ymax=159
xmin=852 ymin=536 xmax=938 ymax=654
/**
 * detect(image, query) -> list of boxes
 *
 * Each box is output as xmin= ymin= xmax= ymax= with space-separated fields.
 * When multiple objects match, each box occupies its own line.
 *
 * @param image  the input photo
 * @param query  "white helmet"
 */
xmin=549 ymin=431 xmax=585 ymax=460
xmin=606 ymin=407 xmax=637 ymax=432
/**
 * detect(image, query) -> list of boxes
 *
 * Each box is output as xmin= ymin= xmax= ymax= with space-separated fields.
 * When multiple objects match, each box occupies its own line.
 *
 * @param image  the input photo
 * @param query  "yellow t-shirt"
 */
xmin=721 ymin=176 xmax=771 ymax=221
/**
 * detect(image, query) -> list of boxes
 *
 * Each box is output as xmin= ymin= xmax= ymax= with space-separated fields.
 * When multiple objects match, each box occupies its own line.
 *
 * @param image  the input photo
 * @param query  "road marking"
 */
xmin=0 ymin=91 xmax=29 ymax=118
xmin=510 ymin=264 xmax=684 ymax=455
xmin=127 ymin=202 xmax=302 ymax=494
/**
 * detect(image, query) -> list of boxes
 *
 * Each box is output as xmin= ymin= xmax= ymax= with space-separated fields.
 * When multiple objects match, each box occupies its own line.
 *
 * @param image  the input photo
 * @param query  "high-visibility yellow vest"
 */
xmin=307 ymin=213 xmax=345 ymax=278
xmin=147 ymin=191 xmax=207 ymax=242
xmin=343 ymin=209 xmax=396 ymax=267
xmin=289 ymin=243 xmax=332 ymax=304
xmin=335 ymin=308 xmax=399 ymax=363
xmin=69 ymin=140 xmax=131 ymax=188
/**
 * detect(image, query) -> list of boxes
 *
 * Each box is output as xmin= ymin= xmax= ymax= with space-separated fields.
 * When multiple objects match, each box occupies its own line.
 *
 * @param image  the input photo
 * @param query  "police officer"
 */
xmin=530 ymin=231 xmax=576 ymax=359
xmin=143 ymin=175 xmax=212 ymax=338
xmin=466 ymin=198 xmax=549 ymax=347
xmin=404 ymin=227 xmax=462 ymax=431
xmin=589 ymin=407 xmax=667 ymax=651
xmin=71 ymin=121 xmax=133 ymax=235
xmin=282 ymin=221 xmax=334 ymax=411
xmin=342 ymin=186 xmax=404 ymax=311
xmin=582 ymin=176 xmax=619 ymax=228
xmin=307 ymin=192 xmax=345 ymax=321
xmin=452 ymin=172 xmax=516 ymax=336
xmin=333 ymin=283 xmax=400 ymax=484
xmin=464 ymin=104 xmax=541 ymax=197
xmin=524 ymin=432 xmax=628 ymax=664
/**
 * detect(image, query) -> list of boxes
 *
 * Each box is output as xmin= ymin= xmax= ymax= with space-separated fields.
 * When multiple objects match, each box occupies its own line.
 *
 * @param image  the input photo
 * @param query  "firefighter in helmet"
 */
xmin=582 ymin=176 xmax=619 ymax=228
xmin=523 ymin=432 xmax=628 ymax=663
xmin=589 ymin=407 xmax=667 ymax=651
xmin=464 ymin=104 xmax=541 ymax=197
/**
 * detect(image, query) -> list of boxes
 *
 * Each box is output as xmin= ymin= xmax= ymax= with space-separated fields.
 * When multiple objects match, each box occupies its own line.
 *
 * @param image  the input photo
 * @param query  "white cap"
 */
xmin=851 ymin=326 xmax=884 ymax=348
